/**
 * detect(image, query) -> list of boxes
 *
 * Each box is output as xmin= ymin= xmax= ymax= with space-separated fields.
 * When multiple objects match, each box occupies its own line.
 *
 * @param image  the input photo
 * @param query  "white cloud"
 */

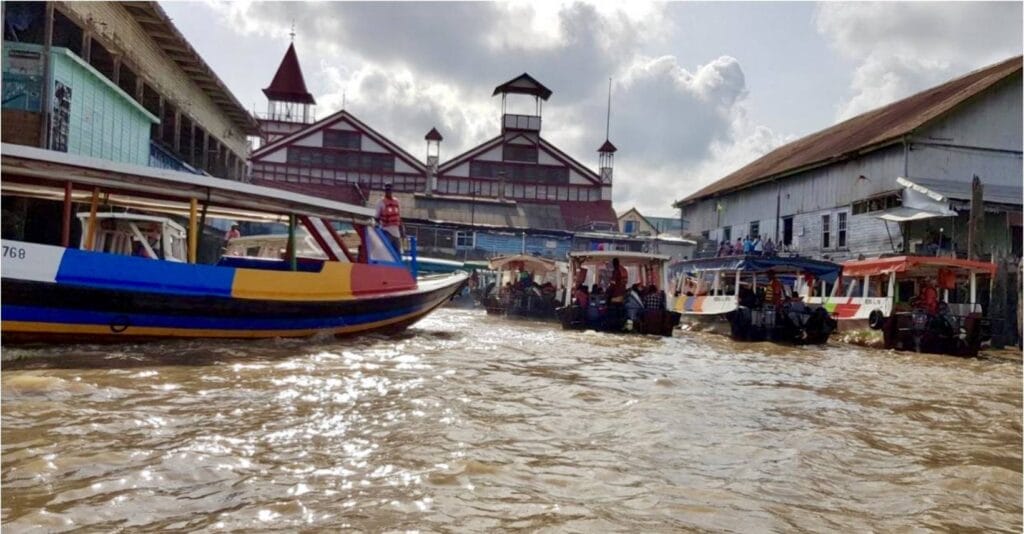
xmin=815 ymin=2 xmax=1023 ymax=119
xmin=202 ymin=0 xmax=787 ymax=216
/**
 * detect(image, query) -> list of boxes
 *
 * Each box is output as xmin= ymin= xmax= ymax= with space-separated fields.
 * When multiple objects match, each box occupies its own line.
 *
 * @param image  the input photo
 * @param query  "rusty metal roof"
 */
xmin=680 ymin=56 xmax=1023 ymax=204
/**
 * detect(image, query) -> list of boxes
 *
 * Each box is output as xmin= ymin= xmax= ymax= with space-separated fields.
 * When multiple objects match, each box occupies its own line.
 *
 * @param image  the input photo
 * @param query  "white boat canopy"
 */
xmin=568 ymin=250 xmax=671 ymax=264
xmin=488 ymin=254 xmax=559 ymax=273
xmin=1 ymin=143 xmax=376 ymax=224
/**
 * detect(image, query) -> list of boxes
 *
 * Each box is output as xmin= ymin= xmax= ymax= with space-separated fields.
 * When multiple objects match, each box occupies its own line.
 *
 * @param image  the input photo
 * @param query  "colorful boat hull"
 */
xmin=1 ymin=240 xmax=467 ymax=343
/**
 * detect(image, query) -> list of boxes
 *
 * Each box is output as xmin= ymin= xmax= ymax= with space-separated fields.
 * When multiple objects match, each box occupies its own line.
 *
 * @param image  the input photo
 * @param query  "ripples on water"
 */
xmin=2 ymin=309 xmax=1021 ymax=532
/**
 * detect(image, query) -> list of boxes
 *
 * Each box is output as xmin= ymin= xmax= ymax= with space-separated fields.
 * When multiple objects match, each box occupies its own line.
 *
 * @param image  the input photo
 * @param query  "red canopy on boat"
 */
xmin=842 ymin=256 xmax=995 ymax=277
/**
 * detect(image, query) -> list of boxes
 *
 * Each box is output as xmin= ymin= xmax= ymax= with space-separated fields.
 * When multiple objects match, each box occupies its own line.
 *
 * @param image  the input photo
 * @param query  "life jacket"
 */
xmin=765 ymin=279 xmax=782 ymax=305
xmin=379 ymin=197 xmax=401 ymax=227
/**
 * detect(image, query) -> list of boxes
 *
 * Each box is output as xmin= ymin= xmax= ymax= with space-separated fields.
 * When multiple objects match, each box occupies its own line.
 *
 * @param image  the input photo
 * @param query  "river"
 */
xmin=2 ymin=309 xmax=1021 ymax=532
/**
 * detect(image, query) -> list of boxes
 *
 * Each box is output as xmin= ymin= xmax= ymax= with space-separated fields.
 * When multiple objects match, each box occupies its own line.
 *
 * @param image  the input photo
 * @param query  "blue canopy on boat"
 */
xmin=669 ymin=255 xmax=841 ymax=282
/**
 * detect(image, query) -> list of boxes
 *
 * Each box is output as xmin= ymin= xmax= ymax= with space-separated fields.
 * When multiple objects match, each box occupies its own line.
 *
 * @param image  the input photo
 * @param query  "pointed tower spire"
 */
xmin=263 ymin=43 xmax=316 ymax=105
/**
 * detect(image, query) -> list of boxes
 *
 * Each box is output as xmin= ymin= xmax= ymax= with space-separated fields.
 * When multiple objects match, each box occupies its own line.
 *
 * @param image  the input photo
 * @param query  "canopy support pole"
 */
xmin=61 ymin=181 xmax=73 ymax=247
xmin=188 ymin=198 xmax=198 ymax=264
xmin=84 ymin=187 xmax=100 ymax=251
xmin=970 ymin=272 xmax=977 ymax=306
xmin=288 ymin=214 xmax=297 ymax=271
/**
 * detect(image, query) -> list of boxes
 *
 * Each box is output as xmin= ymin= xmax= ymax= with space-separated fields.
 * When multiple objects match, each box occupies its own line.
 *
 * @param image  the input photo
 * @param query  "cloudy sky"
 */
xmin=163 ymin=1 xmax=1022 ymax=216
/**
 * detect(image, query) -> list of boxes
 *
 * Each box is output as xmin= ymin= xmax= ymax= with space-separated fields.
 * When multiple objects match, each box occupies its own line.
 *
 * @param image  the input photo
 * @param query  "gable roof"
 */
xmin=263 ymin=43 xmax=316 ymax=105
xmin=492 ymin=73 xmax=553 ymax=100
xmin=617 ymin=207 xmax=657 ymax=232
xmin=680 ymin=55 xmax=1023 ymax=204
xmin=437 ymin=135 xmax=602 ymax=184
xmin=250 ymin=109 xmax=426 ymax=172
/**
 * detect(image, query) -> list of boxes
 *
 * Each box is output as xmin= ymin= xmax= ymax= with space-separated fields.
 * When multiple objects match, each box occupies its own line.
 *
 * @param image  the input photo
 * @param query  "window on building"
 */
xmin=323 ymin=130 xmax=361 ymax=150
xmin=455 ymin=231 xmax=475 ymax=249
xmin=837 ymin=212 xmax=848 ymax=248
xmin=286 ymin=147 xmax=394 ymax=173
xmin=722 ymin=226 xmax=732 ymax=243
xmin=821 ymin=214 xmax=831 ymax=249
xmin=468 ymin=161 xmax=570 ymax=184
xmin=624 ymin=220 xmax=637 ymax=234
xmin=749 ymin=220 xmax=760 ymax=239
xmin=782 ymin=217 xmax=794 ymax=246
xmin=502 ymin=144 xmax=538 ymax=163
xmin=852 ymin=193 xmax=901 ymax=215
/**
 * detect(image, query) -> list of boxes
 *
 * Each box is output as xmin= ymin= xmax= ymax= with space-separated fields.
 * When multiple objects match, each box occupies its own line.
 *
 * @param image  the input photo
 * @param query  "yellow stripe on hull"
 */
xmin=230 ymin=262 xmax=355 ymax=301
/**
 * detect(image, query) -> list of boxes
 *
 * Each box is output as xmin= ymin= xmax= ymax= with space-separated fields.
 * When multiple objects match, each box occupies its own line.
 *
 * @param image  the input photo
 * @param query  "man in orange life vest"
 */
xmin=376 ymin=183 xmax=404 ymax=253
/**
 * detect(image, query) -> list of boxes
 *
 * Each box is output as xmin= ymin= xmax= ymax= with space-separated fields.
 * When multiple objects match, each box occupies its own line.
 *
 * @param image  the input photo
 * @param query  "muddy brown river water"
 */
xmin=2 ymin=308 xmax=1021 ymax=532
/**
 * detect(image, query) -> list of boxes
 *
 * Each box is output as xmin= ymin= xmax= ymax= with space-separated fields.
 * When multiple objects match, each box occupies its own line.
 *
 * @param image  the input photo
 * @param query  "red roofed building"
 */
xmin=249 ymin=49 xmax=620 ymax=260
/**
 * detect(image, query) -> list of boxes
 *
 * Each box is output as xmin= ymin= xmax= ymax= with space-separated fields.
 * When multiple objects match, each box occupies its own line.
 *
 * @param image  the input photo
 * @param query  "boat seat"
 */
xmin=216 ymin=256 xmax=325 ymax=273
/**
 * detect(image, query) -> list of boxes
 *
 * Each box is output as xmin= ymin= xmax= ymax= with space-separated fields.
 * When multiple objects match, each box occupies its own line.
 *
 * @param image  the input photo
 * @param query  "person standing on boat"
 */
xmin=376 ymin=184 xmax=404 ymax=253
xmin=608 ymin=258 xmax=628 ymax=304
xmin=742 ymin=235 xmax=754 ymax=255
xmin=763 ymin=238 xmax=775 ymax=257
xmin=764 ymin=271 xmax=783 ymax=308
xmin=753 ymin=235 xmax=763 ymax=255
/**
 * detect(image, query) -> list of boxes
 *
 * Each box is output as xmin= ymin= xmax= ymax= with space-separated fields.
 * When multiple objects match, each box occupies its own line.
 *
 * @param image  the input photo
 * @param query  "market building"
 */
xmin=677 ymin=56 xmax=1023 ymax=263
xmin=248 ymin=49 xmax=619 ymax=260
xmin=1 ymin=1 xmax=258 ymax=177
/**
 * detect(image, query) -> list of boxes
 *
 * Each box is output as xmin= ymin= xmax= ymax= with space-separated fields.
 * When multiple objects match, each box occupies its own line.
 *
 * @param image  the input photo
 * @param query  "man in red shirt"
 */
xmin=918 ymin=278 xmax=939 ymax=314
xmin=608 ymin=258 xmax=628 ymax=304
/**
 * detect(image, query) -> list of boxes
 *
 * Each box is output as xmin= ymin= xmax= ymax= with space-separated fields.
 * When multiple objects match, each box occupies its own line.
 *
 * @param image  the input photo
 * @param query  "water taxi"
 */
xmin=558 ymin=251 xmax=679 ymax=336
xmin=1 ymin=144 xmax=467 ymax=343
xmin=481 ymin=254 xmax=567 ymax=320
xmin=670 ymin=255 xmax=841 ymax=344
xmin=809 ymin=256 xmax=995 ymax=356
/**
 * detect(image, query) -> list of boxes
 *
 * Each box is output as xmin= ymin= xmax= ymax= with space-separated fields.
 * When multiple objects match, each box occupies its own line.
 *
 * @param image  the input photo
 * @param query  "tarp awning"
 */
xmin=670 ymin=255 xmax=841 ymax=282
xmin=874 ymin=177 xmax=957 ymax=222
xmin=842 ymin=255 xmax=996 ymax=277
xmin=488 ymin=254 xmax=558 ymax=272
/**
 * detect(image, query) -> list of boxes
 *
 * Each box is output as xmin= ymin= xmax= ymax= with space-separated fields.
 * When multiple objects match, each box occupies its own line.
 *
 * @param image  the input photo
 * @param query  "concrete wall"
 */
xmin=58 ymin=2 xmax=248 ymax=159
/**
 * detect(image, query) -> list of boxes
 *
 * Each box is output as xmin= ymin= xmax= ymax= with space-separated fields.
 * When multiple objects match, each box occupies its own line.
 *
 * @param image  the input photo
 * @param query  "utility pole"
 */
xmin=968 ymin=175 xmax=983 ymax=260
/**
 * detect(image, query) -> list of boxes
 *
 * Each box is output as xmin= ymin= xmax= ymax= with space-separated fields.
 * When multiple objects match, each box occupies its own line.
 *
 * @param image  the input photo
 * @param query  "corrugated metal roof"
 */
xmin=681 ymin=56 xmax=1022 ymax=204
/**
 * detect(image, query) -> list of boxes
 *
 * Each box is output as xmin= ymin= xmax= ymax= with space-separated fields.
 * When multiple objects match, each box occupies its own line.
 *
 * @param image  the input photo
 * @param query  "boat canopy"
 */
xmin=1 ymin=143 xmax=376 ymax=223
xmin=568 ymin=250 xmax=671 ymax=265
xmin=841 ymin=256 xmax=996 ymax=277
xmin=671 ymin=255 xmax=841 ymax=281
xmin=488 ymin=254 xmax=558 ymax=273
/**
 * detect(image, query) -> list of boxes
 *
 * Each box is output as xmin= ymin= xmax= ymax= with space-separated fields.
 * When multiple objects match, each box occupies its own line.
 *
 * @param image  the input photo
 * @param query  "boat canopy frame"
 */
xmin=670 ymin=255 xmax=841 ymax=282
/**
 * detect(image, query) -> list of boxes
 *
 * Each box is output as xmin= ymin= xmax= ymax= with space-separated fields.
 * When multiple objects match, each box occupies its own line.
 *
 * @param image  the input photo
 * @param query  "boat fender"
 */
xmin=868 ymin=309 xmax=885 ymax=330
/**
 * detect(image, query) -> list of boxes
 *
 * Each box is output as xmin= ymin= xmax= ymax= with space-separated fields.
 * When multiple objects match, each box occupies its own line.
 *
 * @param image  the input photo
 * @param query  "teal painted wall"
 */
xmin=49 ymin=47 xmax=158 ymax=165
xmin=2 ymin=42 xmax=158 ymax=166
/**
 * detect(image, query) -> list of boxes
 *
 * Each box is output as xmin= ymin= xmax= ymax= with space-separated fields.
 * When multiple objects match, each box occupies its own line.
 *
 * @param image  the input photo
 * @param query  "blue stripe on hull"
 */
xmin=56 ymin=249 xmax=235 ymax=297
xmin=2 ymin=302 xmax=431 ymax=331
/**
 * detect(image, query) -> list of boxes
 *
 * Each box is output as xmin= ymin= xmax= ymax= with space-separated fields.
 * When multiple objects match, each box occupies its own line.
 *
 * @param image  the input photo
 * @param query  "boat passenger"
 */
xmin=608 ymin=258 xmax=628 ymax=304
xmin=764 ymin=271 xmax=783 ymax=308
xmin=735 ymin=237 xmax=743 ymax=255
xmin=752 ymin=236 xmax=763 ymax=255
xmin=643 ymin=284 xmax=665 ymax=310
xmin=376 ymin=183 xmax=404 ymax=253
xmin=574 ymin=284 xmax=590 ymax=308
xmin=763 ymin=238 xmax=775 ymax=257
xmin=625 ymin=283 xmax=644 ymax=322
xmin=224 ymin=224 xmax=241 ymax=243
xmin=916 ymin=278 xmax=939 ymax=314
xmin=742 ymin=236 xmax=754 ymax=254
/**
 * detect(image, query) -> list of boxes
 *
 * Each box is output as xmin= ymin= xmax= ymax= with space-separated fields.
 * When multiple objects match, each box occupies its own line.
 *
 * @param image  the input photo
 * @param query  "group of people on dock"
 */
xmin=717 ymin=235 xmax=776 ymax=257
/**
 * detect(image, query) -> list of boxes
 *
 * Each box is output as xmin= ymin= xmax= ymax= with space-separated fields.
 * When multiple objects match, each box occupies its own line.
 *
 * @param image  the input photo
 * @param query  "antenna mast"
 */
xmin=605 ymin=77 xmax=612 ymax=140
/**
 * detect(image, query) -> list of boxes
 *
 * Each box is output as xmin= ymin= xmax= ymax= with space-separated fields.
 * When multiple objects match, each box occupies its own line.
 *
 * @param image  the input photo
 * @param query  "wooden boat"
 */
xmin=808 ymin=256 xmax=995 ymax=356
xmin=557 ymin=251 xmax=679 ymax=336
xmin=481 ymin=254 xmax=567 ymax=320
xmin=670 ymin=255 xmax=840 ymax=344
xmin=1 ymin=144 xmax=467 ymax=343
